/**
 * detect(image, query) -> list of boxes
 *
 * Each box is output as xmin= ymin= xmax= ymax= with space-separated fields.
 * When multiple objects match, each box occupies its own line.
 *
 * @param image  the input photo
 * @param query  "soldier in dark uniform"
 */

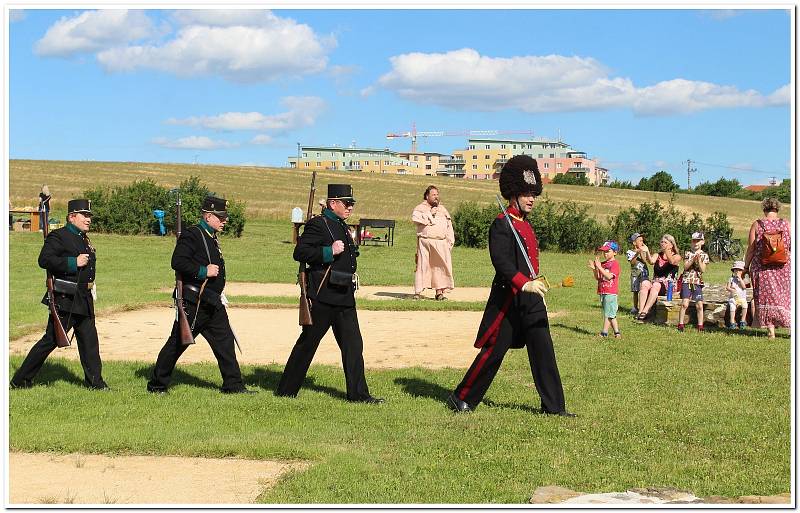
xmin=11 ymin=199 xmax=108 ymax=390
xmin=447 ymin=155 xmax=575 ymax=417
xmin=276 ymin=184 xmax=383 ymax=404
xmin=147 ymin=196 xmax=252 ymax=394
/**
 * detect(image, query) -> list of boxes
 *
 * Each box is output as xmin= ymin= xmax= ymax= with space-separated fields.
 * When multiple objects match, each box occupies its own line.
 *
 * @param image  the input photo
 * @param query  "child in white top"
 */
xmin=725 ymin=260 xmax=748 ymax=330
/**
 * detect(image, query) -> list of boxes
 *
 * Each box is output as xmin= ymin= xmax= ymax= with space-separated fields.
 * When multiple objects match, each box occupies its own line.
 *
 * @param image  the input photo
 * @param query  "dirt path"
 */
xmin=176 ymin=282 xmax=492 ymax=302
xmin=11 ymin=307 xmax=492 ymax=369
xmin=9 ymin=452 xmax=306 ymax=505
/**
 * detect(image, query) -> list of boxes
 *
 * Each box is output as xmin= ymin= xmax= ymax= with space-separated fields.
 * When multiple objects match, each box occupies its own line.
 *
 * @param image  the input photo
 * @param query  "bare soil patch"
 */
xmin=11 ymin=307 xmax=494 ymax=369
xmin=9 ymin=451 xmax=307 ymax=505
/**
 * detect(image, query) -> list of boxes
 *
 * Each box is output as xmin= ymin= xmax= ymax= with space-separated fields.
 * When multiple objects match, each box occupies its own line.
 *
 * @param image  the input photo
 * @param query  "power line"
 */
xmin=690 ymin=160 xmax=788 ymax=177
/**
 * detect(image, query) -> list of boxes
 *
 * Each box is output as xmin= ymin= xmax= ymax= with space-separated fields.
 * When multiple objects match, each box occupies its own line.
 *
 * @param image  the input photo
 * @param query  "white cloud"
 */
xmin=96 ymin=11 xmax=333 ymax=83
xmin=152 ymin=136 xmax=236 ymax=150
xmin=10 ymin=10 xmax=26 ymax=22
xmin=702 ymin=9 xmax=744 ymax=20
xmin=375 ymin=48 xmax=789 ymax=116
xmin=166 ymin=96 xmax=326 ymax=133
xmin=251 ymin=135 xmax=274 ymax=145
xmin=35 ymin=10 xmax=155 ymax=57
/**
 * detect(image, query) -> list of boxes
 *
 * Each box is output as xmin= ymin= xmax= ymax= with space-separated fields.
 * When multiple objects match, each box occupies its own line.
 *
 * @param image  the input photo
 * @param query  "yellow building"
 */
xmin=288 ymin=145 xmax=445 ymax=176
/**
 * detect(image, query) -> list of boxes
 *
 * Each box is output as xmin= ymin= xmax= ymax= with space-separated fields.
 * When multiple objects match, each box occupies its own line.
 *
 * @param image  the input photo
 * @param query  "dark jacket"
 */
xmin=39 ymin=223 xmax=96 ymax=317
xmin=172 ymin=221 xmax=226 ymax=305
xmin=474 ymin=214 xmax=547 ymax=349
xmin=295 ymin=210 xmax=359 ymax=307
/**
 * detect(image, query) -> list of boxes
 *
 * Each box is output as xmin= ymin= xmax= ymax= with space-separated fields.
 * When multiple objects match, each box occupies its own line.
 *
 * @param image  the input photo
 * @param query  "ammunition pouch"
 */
xmin=329 ymin=270 xmax=354 ymax=288
xmin=53 ymin=278 xmax=78 ymax=296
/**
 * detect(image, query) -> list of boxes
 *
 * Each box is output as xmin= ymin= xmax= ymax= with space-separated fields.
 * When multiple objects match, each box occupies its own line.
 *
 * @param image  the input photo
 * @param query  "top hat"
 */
xmin=67 ymin=199 xmax=92 ymax=215
xmin=499 ymin=155 xmax=543 ymax=200
xmin=202 ymin=196 xmax=228 ymax=216
xmin=327 ymin=184 xmax=356 ymax=202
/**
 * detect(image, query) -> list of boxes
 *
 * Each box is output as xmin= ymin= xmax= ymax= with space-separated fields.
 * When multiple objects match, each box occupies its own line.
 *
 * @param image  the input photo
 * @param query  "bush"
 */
xmin=83 ymin=176 xmax=246 ymax=237
xmin=452 ymin=201 xmax=498 ymax=249
xmin=453 ymin=197 xmax=603 ymax=253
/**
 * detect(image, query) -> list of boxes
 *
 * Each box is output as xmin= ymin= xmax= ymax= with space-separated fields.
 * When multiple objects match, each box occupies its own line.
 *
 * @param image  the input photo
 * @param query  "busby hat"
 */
xmin=67 ymin=199 xmax=92 ymax=215
xmin=499 ymin=155 xmax=543 ymax=200
xmin=201 ymin=196 xmax=228 ymax=217
xmin=327 ymin=184 xmax=356 ymax=202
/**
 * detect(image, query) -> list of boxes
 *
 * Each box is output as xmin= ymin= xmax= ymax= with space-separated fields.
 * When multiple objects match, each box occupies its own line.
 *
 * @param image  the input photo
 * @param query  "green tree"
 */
xmin=552 ymin=173 xmax=590 ymax=186
xmin=692 ymin=177 xmax=743 ymax=197
xmin=637 ymin=170 xmax=680 ymax=192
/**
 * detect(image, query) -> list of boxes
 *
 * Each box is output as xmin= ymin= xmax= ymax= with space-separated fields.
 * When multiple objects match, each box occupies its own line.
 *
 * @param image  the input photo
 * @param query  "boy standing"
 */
xmin=677 ymin=232 xmax=710 ymax=332
xmin=589 ymin=240 xmax=621 ymax=338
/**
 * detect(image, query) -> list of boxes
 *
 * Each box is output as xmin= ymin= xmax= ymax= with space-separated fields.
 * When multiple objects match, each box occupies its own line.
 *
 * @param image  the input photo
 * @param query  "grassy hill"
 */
xmin=9 ymin=159 xmax=782 ymax=234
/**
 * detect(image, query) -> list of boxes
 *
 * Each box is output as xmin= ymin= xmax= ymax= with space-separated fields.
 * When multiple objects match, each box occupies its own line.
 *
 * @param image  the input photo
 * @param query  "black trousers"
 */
xmin=147 ymin=302 xmax=244 ymax=392
xmin=454 ymin=324 xmax=566 ymax=413
xmin=12 ymin=312 xmax=106 ymax=388
xmin=276 ymin=301 xmax=370 ymax=400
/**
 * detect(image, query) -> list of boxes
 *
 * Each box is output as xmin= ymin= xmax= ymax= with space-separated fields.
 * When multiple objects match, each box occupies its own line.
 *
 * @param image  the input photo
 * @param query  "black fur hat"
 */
xmin=499 ymin=154 xmax=543 ymax=200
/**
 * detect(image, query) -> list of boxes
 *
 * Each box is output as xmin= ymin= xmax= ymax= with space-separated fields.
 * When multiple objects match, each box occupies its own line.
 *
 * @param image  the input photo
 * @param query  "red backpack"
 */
xmin=758 ymin=219 xmax=788 ymax=266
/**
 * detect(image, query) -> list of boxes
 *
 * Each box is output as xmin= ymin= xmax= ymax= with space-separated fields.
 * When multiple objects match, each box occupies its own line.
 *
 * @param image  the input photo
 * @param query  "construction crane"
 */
xmin=386 ymin=122 xmax=535 ymax=153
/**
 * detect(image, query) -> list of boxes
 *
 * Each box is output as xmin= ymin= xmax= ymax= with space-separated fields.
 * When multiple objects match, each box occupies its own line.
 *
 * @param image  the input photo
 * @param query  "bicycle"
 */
xmin=708 ymin=232 xmax=743 ymax=261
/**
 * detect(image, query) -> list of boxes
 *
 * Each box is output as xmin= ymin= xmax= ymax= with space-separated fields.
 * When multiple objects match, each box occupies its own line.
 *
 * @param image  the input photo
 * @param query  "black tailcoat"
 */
xmin=38 ymin=224 xmax=96 ymax=317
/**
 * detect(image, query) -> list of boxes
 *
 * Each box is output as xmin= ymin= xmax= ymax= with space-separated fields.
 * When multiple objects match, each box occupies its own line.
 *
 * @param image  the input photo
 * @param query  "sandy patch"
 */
xmin=171 ymin=282 xmax=491 ymax=302
xmin=9 ymin=451 xmax=306 ymax=505
xmin=11 ymin=307 xmax=497 ymax=368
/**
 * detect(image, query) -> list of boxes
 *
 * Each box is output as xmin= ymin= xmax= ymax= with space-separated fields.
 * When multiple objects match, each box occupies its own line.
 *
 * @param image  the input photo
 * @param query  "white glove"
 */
xmin=522 ymin=279 xmax=548 ymax=297
xmin=220 ymin=292 xmax=229 ymax=307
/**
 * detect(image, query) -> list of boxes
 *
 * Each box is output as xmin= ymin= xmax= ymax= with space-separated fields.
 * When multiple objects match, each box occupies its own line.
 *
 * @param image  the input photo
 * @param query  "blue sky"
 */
xmin=7 ymin=7 xmax=793 ymax=186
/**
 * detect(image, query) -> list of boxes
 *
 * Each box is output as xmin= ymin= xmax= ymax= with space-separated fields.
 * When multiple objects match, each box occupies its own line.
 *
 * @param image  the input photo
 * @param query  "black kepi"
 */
xmin=202 ymin=196 xmax=228 ymax=217
xmin=67 ymin=199 xmax=92 ymax=215
xmin=327 ymin=184 xmax=356 ymax=203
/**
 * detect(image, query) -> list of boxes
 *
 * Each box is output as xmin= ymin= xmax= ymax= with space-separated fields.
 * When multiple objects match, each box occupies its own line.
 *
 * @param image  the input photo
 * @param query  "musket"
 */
xmin=172 ymin=190 xmax=195 ymax=345
xmin=298 ymin=171 xmax=317 ymax=325
xmin=42 ymin=210 xmax=70 ymax=348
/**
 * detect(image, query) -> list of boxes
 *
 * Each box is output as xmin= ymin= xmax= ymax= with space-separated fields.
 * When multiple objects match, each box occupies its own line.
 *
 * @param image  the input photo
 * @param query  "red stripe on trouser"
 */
xmin=474 ymin=293 xmax=514 ymax=348
xmin=458 ymin=343 xmax=495 ymax=401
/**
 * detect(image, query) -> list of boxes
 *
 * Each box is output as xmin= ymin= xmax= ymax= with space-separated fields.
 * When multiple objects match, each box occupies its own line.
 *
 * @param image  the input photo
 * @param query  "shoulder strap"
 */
xmin=195 ymin=226 xmax=212 ymax=264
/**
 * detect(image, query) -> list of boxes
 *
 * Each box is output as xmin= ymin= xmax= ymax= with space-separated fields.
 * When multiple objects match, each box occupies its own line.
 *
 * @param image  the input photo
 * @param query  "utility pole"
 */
xmin=768 ymin=176 xmax=777 ymax=186
xmin=685 ymin=159 xmax=697 ymax=189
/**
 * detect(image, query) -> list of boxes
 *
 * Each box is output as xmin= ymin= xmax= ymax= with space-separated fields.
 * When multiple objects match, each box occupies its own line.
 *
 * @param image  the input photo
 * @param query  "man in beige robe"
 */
xmin=412 ymin=186 xmax=455 ymax=300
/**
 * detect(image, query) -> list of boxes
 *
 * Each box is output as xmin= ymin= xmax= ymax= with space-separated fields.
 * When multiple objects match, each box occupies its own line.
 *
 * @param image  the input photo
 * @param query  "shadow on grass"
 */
xmin=21 ymin=360 xmax=85 ymax=387
xmin=551 ymin=322 xmax=595 ymax=336
xmin=134 ymin=366 xmax=220 ymax=390
xmin=247 ymin=366 xmax=348 ymax=400
xmin=482 ymin=398 xmax=543 ymax=415
xmin=374 ymin=292 xmax=416 ymax=300
xmin=393 ymin=376 xmax=451 ymax=401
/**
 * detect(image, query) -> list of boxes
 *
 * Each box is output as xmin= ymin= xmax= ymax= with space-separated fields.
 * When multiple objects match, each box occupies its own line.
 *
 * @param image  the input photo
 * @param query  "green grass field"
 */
xmin=7 ymin=161 xmax=791 ymax=503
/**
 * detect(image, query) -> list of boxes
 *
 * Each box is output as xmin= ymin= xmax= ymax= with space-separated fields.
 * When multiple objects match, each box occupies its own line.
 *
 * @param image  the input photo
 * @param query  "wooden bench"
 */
xmin=651 ymin=284 xmax=753 ymax=326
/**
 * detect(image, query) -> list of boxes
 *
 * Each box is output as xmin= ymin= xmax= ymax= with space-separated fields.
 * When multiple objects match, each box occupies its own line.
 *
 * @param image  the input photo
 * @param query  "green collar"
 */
xmin=66 ymin=223 xmax=83 ymax=235
xmin=322 ymin=208 xmax=341 ymax=222
xmin=199 ymin=219 xmax=216 ymax=236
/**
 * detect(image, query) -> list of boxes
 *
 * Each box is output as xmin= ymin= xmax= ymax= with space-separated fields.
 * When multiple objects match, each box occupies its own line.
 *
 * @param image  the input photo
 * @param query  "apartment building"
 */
xmin=288 ymin=146 xmax=444 ymax=176
xmin=288 ymin=139 xmax=610 ymax=185
xmin=444 ymin=138 xmax=609 ymax=185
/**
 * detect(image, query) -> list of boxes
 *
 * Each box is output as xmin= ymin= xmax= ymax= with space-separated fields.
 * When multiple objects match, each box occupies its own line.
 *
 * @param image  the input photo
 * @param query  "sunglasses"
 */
xmin=338 ymin=200 xmax=355 ymax=208
xmin=211 ymin=212 xmax=228 ymax=221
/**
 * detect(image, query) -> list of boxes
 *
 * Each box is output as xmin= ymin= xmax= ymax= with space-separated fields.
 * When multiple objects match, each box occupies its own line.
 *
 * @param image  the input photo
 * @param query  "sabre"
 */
xmin=496 ymin=195 xmax=536 ymax=279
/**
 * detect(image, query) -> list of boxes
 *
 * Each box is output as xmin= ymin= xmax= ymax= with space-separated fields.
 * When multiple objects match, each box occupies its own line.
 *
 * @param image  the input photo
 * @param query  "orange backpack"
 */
xmin=759 ymin=220 xmax=788 ymax=266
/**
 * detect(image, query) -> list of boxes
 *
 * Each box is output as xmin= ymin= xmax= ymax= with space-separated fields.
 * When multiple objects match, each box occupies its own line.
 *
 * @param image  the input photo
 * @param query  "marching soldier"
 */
xmin=276 ymin=184 xmax=384 ymax=403
xmin=11 ymin=199 xmax=108 ymax=390
xmin=447 ymin=155 xmax=575 ymax=417
xmin=147 ymin=196 xmax=253 ymax=394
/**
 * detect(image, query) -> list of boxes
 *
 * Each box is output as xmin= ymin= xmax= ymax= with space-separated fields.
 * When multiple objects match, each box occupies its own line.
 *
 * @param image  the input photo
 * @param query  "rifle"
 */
xmin=298 ymin=171 xmax=317 ymax=325
xmin=173 ymin=190 xmax=195 ymax=345
xmin=42 ymin=210 xmax=70 ymax=348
